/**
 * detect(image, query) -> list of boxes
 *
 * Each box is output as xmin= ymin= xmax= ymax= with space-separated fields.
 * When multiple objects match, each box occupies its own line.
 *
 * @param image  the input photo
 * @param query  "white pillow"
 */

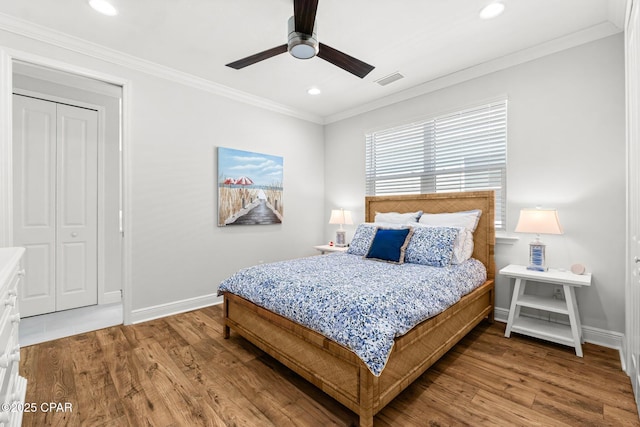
xmin=374 ymin=210 xmax=422 ymax=224
xmin=373 ymin=222 xmax=414 ymax=229
xmin=459 ymin=229 xmax=474 ymax=263
xmin=418 ymin=209 xmax=482 ymax=232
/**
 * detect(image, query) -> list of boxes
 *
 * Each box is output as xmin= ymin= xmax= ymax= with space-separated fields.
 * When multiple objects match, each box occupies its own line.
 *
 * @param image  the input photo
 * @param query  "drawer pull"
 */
xmin=4 ymin=297 xmax=15 ymax=307
xmin=7 ymin=289 xmax=17 ymax=297
xmin=17 ymin=269 xmax=25 ymax=277
xmin=0 ymin=352 xmax=20 ymax=368
xmin=10 ymin=314 xmax=20 ymax=324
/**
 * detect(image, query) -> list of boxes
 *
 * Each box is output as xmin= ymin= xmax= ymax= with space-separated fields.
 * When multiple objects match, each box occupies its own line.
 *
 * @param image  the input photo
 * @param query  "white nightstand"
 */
xmin=313 ymin=245 xmax=348 ymax=254
xmin=500 ymin=264 xmax=592 ymax=357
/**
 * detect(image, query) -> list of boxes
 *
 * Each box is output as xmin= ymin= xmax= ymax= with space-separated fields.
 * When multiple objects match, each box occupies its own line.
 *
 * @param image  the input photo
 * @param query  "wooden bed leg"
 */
xmin=359 ymin=415 xmax=373 ymax=427
xmin=223 ymin=296 xmax=231 ymax=339
xmin=359 ymin=365 xmax=375 ymax=427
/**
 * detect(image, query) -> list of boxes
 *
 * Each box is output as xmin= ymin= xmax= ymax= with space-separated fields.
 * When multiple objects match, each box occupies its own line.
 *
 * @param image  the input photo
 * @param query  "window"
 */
xmin=365 ymin=100 xmax=507 ymax=229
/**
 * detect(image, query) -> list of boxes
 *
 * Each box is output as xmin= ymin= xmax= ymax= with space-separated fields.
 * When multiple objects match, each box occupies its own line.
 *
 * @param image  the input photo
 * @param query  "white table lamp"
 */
xmin=514 ymin=208 xmax=563 ymax=271
xmin=329 ymin=208 xmax=353 ymax=247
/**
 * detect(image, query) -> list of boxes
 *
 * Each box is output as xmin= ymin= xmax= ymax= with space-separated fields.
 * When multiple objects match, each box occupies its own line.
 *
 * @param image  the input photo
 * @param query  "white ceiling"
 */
xmin=0 ymin=0 xmax=626 ymax=122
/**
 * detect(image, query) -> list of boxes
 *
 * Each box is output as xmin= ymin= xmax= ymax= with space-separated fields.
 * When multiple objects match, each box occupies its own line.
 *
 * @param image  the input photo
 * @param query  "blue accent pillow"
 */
xmin=365 ymin=227 xmax=414 ymax=264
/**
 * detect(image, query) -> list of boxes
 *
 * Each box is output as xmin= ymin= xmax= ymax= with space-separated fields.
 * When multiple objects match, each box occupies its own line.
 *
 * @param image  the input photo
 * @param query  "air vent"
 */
xmin=375 ymin=72 xmax=404 ymax=86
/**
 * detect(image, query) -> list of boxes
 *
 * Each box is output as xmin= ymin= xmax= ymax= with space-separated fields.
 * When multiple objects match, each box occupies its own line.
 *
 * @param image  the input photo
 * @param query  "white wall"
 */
xmin=324 ymin=34 xmax=626 ymax=335
xmin=129 ymin=77 xmax=325 ymax=310
xmin=0 ymin=29 xmax=325 ymax=317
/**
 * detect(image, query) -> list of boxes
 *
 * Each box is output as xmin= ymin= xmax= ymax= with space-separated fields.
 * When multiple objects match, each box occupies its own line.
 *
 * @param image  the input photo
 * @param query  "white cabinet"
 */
xmin=500 ymin=264 xmax=591 ymax=357
xmin=0 ymin=248 xmax=27 ymax=426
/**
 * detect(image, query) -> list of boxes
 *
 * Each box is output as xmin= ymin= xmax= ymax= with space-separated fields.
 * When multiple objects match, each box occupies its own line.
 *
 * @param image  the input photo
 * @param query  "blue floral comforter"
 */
xmin=218 ymin=253 xmax=487 ymax=376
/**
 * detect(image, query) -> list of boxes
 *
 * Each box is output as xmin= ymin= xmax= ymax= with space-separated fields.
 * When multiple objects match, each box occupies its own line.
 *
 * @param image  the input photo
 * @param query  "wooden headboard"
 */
xmin=365 ymin=191 xmax=496 ymax=280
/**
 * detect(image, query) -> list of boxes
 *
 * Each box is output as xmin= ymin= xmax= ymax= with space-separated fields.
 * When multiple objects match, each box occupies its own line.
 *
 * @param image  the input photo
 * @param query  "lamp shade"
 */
xmin=329 ymin=209 xmax=353 ymax=225
xmin=514 ymin=208 xmax=563 ymax=235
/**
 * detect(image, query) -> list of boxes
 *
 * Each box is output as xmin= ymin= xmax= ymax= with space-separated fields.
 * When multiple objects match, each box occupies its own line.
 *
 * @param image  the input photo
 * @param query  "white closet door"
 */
xmin=55 ymin=104 xmax=98 ymax=311
xmin=13 ymin=95 xmax=57 ymax=316
xmin=13 ymin=95 xmax=98 ymax=316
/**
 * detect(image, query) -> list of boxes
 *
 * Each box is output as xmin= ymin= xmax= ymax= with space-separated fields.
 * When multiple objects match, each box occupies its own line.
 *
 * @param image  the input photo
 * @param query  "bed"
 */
xmin=220 ymin=191 xmax=495 ymax=427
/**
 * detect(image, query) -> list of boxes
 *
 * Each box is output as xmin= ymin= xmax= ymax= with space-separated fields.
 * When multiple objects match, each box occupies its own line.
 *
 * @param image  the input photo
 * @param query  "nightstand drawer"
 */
xmin=0 ymin=298 xmax=19 ymax=370
xmin=1 ymin=348 xmax=20 ymax=402
xmin=0 ymin=333 xmax=19 ymax=404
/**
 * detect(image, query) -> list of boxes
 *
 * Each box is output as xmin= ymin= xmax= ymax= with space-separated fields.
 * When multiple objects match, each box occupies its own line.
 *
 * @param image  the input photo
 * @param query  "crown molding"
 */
xmin=0 ymin=13 xmax=623 ymax=126
xmin=0 ymin=12 xmax=324 ymax=124
xmin=323 ymin=21 xmax=623 ymax=124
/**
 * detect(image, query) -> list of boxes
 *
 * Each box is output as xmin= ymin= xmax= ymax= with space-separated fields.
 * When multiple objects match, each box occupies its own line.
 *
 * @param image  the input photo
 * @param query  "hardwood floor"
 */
xmin=19 ymin=305 xmax=639 ymax=426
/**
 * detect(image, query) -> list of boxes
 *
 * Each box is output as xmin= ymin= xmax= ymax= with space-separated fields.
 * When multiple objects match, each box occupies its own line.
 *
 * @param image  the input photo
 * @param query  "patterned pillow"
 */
xmin=404 ymin=226 xmax=459 ymax=267
xmin=414 ymin=224 xmax=474 ymax=264
xmin=364 ymin=227 xmax=414 ymax=264
xmin=347 ymin=223 xmax=378 ymax=256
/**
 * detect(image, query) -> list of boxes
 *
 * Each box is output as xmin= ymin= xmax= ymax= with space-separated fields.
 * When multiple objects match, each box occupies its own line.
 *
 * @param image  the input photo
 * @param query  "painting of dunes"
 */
xmin=217 ymin=147 xmax=284 ymax=226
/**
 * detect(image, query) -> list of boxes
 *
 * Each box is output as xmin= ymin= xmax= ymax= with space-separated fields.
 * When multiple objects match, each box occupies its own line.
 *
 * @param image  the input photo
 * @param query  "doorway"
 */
xmin=11 ymin=62 xmax=124 ymax=331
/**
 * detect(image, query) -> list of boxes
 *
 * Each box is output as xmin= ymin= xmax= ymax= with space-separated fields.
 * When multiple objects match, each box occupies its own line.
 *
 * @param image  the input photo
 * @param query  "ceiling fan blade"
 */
xmin=226 ymin=44 xmax=288 ymax=69
xmin=294 ymin=0 xmax=319 ymax=34
xmin=317 ymin=43 xmax=375 ymax=78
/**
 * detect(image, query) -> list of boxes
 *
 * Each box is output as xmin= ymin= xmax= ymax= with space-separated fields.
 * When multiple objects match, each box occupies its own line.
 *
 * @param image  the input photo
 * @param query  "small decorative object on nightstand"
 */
xmin=313 ymin=244 xmax=349 ymax=255
xmin=514 ymin=207 xmax=563 ymax=271
xmin=500 ymin=264 xmax=591 ymax=357
xmin=329 ymin=208 xmax=353 ymax=247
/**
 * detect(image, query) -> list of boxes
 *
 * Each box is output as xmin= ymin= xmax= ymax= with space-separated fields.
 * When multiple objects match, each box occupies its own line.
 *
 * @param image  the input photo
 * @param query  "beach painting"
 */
xmin=217 ymin=147 xmax=284 ymax=226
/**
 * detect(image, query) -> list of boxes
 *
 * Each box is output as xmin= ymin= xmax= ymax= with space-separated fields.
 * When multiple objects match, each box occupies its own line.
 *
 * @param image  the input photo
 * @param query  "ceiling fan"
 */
xmin=225 ymin=0 xmax=375 ymax=79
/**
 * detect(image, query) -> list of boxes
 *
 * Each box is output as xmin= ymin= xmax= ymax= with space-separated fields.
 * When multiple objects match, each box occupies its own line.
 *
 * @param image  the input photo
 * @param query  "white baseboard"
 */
xmin=493 ymin=307 xmax=511 ymax=323
xmin=100 ymin=290 xmax=122 ymax=305
xmin=493 ymin=307 xmax=624 ymax=354
xmin=130 ymin=293 xmax=223 ymax=324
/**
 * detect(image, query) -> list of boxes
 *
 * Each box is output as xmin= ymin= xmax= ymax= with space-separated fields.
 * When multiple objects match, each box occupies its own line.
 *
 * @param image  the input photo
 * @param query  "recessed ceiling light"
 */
xmin=89 ymin=0 xmax=118 ymax=16
xmin=307 ymin=87 xmax=321 ymax=96
xmin=479 ymin=2 xmax=505 ymax=19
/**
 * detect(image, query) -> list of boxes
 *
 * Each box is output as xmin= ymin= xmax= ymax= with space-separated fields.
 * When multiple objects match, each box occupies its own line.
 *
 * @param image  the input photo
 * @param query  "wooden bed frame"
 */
xmin=222 ymin=191 xmax=495 ymax=427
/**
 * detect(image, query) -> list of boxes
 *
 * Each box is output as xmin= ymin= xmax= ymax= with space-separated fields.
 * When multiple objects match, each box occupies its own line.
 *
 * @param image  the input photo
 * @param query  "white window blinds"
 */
xmin=365 ymin=100 xmax=507 ymax=229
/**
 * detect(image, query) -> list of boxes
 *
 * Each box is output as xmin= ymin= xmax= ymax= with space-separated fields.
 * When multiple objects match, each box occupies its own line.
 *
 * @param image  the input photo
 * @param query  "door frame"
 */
xmin=626 ymin=0 xmax=640 ymax=414
xmin=0 ymin=47 xmax=133 ymax=325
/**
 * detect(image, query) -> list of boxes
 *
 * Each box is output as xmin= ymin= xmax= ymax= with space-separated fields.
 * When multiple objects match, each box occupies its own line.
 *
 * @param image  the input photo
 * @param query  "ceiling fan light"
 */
xmin=479 ymin=2 xmax=505 ymax=19
xmin=290 ymin=43 xmax=317 ymax=59
xmin=88 ymin=0 xmax=118 ymax=16
xmin=307 ymin=87 xmax=321 ymax=95
xmin=287 ymin=16 xmax=319 ymax=59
